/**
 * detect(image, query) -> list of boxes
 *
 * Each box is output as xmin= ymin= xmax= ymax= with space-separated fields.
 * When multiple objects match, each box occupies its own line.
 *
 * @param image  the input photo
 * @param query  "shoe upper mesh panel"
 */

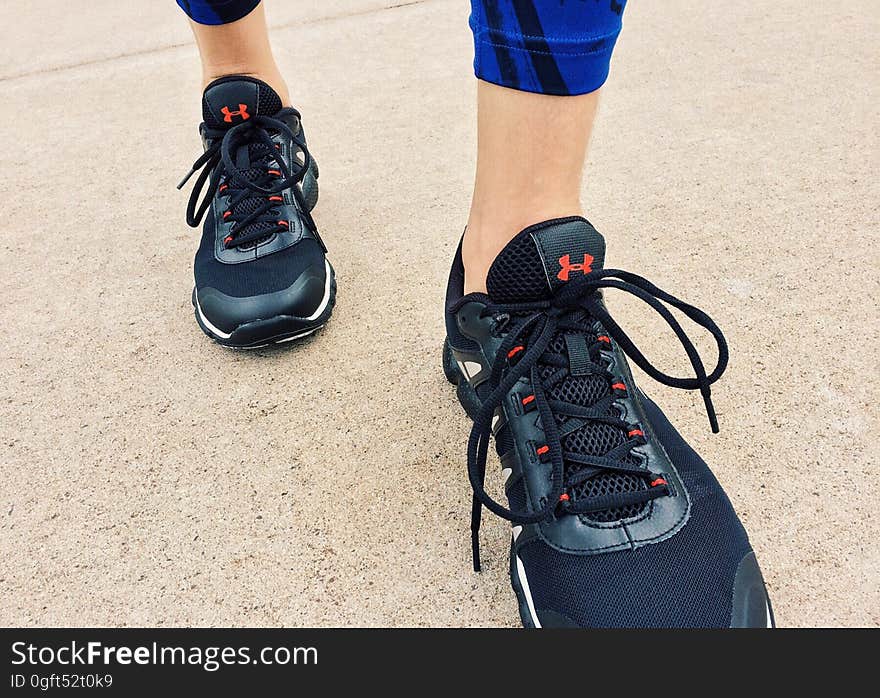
xmin=541 ymin=328 xmax=648 ymax=522
xmin=194 ymin=216 xmax=324 ymax=298
xmin=224 ymin=147 xmax=286 ymax=247
xmin=517 ymin=396 xmax=752 ymax=628
xmin=256 ymin=86 xmax=282 ymax=116
xmin=486 ymin=233 xmax=549 ymax=303
xmin=572 ymin=472 xmax=648 ymax=522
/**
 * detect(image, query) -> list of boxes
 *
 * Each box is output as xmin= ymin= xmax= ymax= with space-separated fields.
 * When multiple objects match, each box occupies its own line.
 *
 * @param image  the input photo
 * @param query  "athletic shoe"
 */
xmin=179 ymin=76 xmax=335 ymax=347
xmin=443 ymin=217 xmax=774 ymax=628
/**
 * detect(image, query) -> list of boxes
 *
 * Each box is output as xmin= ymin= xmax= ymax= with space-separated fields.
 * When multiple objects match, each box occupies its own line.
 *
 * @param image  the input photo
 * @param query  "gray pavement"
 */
xmin=1 ymin=0 xmax=877 ymax=626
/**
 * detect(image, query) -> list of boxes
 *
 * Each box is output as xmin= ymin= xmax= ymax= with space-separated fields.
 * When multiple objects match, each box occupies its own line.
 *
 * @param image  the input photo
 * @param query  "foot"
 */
xmin=444 ymin=217 xmax=773 ymax=628
xmin=180 ymin=76 xmax=335 ymax=348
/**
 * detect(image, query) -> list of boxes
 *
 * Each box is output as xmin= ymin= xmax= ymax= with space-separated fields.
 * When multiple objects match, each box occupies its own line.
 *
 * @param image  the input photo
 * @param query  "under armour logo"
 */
xmin=556 ymin=253 xmax=594 ymax=281
xmin=220 ymin=104 xmax=251 ymax=123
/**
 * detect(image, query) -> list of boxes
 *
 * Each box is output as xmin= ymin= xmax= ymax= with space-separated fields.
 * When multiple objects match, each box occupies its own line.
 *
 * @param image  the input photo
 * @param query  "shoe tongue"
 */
xmin=486 ymin=217 xmax=606 ymax=303
xmin=201 ymin=77 xmax=284 ymax=248
xmin=202 ymin=76 xmax=282 ymax=129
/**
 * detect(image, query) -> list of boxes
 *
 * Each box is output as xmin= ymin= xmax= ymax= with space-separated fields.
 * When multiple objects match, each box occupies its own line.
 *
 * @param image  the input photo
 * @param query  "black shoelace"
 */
xmin=178 ymin=108 xmax=315 ymax=248
xmin=465 ymin=269 xmax=728 ymax=571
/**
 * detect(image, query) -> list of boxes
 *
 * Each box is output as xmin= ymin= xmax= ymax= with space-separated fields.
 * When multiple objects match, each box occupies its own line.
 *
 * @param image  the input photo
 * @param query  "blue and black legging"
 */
xmin=177 ymin=0 xmax=626 ymax=96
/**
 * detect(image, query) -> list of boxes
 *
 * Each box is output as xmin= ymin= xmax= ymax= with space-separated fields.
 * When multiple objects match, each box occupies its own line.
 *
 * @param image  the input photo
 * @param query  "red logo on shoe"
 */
xmin=557 ymin=253 xmax=594 ymax=281
xmin=220 ymin=104 xmax=251 ymax=123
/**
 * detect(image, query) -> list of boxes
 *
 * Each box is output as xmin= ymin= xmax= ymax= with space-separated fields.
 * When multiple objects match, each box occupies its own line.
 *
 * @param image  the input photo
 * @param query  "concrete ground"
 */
xmin=1 ymin=1 xmax=877 ymax=628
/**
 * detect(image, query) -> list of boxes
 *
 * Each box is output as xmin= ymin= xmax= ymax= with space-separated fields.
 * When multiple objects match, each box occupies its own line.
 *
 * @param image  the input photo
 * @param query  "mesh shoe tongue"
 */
xmin=201 ymin=77 xmax=285 ymax=248
xmin=487 ymin=218 xmax=646 ymax=521
xmin=202 ymin=76 xmax=282 ymax=129
xmin=486 ymin=217 xmax=606 ymax=303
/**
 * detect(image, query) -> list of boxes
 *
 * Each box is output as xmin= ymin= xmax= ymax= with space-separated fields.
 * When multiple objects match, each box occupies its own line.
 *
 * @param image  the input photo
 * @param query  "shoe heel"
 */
xmin=301 ymin=157 xmax=319 ymax=212
xmin=444 ymin=339 xmax=484 ymax=419
xmin=442 ymin=339 xmax=460 ymax=385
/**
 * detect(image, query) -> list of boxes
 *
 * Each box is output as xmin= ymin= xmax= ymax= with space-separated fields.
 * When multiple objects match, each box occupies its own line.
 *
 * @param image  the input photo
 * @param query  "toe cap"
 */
xmin=729 ymin=551 xmax=774 ymax=628
xmin=196 ymin=259 xmax=331 ymax=335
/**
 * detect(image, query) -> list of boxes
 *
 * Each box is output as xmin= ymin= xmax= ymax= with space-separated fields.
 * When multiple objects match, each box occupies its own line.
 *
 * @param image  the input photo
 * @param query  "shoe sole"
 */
xmin=443 ymin=338 xmax=540 ymax=628
xmin=193 ymin=261 xmax=336 ymax=349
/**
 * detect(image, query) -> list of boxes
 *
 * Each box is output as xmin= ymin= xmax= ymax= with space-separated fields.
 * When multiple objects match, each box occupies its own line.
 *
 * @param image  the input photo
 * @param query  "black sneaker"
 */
xmin=444 ymin=217 xmax=774 ymax=628
xmin=179 ymin=76 xmax=335 ymax=348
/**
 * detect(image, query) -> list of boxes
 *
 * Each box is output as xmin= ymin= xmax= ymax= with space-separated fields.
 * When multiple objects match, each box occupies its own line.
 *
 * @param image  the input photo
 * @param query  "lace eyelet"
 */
xmin=507 ymin=345 xmax=525 ymax=365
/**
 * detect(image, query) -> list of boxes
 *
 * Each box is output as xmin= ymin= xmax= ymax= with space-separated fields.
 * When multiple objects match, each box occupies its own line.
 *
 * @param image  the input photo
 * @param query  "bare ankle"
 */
xmin=190 ymin=3 xmax=290 ymax=106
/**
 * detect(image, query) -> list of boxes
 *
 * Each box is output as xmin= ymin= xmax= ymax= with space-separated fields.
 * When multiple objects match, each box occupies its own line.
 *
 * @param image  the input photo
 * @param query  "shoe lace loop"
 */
xmin=465 ymin=268 xmax=729 ymax=571
xmin=178 ymin=109 xmax=316 ymax=248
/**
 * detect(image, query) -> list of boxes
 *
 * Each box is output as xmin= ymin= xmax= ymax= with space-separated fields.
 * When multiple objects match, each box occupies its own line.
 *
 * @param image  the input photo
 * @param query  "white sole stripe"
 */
xmin=194 ymin=294 xmax=232 ymax=339
xmin=305 ymin=260 xmax=334 ymax=321
xmin=276 ymin=327 xmax=321 ymax=343
xmin=515 ymin=555 xmax=542 ymax=629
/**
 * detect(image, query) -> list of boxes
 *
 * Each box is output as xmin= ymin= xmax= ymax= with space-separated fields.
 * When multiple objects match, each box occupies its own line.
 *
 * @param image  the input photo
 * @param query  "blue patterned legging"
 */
xmin=177 ymin=0 xmax=626 ymax=95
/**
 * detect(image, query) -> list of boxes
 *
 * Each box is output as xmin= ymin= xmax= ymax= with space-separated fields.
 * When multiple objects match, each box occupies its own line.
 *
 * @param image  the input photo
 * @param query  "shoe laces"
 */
xmin=178 ymin=108 xmax=315 ymax=248
xmin=462 ymin=268 xmax=729 ymax=571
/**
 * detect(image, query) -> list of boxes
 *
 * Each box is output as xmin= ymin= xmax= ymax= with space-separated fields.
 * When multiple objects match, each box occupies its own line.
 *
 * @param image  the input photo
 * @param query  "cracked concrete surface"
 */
xmin=1 ymin=0 xmax=878 ymax=627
